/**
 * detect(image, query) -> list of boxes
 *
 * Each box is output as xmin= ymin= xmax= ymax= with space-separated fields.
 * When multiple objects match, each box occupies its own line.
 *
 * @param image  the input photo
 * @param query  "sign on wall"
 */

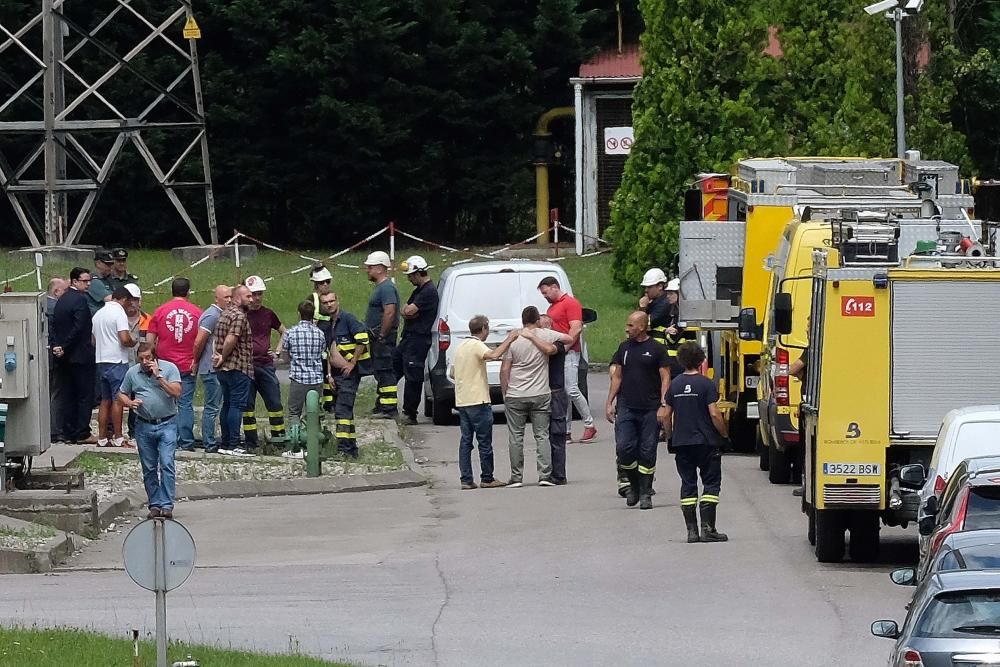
xmin=603 ymin=127 xmax=634 ymax=155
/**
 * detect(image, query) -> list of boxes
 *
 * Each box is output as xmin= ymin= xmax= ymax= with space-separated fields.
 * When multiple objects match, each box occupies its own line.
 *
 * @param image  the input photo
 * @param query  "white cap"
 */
xmin=245 ymin=275 xmax=266 ymax=292
xmin=310 ymin=266 xmax=332 ymax=282
xmin=403 ymin=255 xmax=428 ymax=274
xmin=364 ymin=250 xmax=392 ymax=267
xmin=640 ymin=267 xmax=667 ymax=287
xmin=123 ymin=283 xmax=141 ymax=299
xmin=666 ymin=278 xmax=681 ymax=292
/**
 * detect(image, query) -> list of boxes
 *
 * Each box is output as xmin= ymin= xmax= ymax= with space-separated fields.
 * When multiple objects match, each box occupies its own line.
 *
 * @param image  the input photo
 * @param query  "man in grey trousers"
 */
xmin=500 ymin=306 xmax=565 ymax=487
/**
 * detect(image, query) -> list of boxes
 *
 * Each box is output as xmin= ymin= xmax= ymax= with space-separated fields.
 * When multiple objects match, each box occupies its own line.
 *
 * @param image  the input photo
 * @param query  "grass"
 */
xmin=0 ymin=524 xmax=57 ymax=541
xmin=0 ymin=626 xmax=349 ymax=666
xmin=72 ymin=452 xmax=129 ymax=474
xmin=0 ymin=245 xmax=634 ymax=362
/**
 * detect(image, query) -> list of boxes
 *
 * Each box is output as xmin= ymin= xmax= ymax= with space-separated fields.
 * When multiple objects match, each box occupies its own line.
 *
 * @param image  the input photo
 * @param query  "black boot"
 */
xmin=700 ymin=502 xmax=728 ymax=542
xmin=682 ymin=505 xmax=700 ymax=543
xmin=623 ymin=467 xmax=640 ymax=507
xmin=617 ymin=464 xmax=630 ymax=498
xmin=638 ymin=473 xmax=653 ymax=510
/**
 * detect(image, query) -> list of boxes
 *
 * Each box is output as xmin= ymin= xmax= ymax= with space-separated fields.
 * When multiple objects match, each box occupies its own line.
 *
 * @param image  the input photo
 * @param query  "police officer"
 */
xmin=107 ymin=248 xmax=139 ymax=292
xmin=662 ymin=341 xmax=730 ymax=543
xmin=325 ymin=291 xmax=370 ymax=457
xmin=364 ymin=251 xmax=400 ymax=418
xmin=393 ymin=255 xmax=439 ymax=425
xmin=310 ymin=264 xmax=334 ymax=411
xmin=606 ymin=311 xmax=671 ymax=510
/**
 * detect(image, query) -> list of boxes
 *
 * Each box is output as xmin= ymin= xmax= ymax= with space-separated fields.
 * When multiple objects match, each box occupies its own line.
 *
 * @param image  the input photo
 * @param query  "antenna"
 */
xmin=0 ymin=1 xmax=219 ymax=247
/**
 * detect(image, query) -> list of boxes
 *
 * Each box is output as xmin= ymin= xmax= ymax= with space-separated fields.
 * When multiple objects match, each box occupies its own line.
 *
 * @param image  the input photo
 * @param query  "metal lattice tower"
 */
xmin=0 ymin=0 xmax=218 ymax=247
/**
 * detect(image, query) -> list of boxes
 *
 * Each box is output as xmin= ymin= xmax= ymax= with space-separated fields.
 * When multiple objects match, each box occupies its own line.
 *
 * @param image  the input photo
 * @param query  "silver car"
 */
xmin=872 ymin=570 xmax=1000 ymax=666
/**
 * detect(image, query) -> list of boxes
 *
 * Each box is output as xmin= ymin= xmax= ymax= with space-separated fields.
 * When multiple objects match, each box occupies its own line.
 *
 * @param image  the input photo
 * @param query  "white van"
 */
xmin=920 ymin=406 xmax=1000 ymax=506
xmin=423 ymin=261 xmax=589 ymax=425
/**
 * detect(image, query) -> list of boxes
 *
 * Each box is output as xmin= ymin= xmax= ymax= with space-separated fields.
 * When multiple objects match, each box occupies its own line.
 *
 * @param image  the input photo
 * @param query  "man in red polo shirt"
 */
xmin=147 ymin=278 xmax=202 ymax=451
xmin=538 ymin=276 xmax=597 ymax=443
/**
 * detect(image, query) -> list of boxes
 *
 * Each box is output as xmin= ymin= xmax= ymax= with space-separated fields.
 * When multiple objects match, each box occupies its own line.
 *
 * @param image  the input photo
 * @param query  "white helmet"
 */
xmin=640 ymin=267 xmax=667 ymax=287
xmin=364 ymin=250 xmax=392 ymax=267
xmin=245 ymin=275 xmax=266 ymax=292
xmin=310 ymin=266 xmax=332 ymax=283
xmin=666 ymin=278 xmax=681 ymax=292
xmin=403 ymin=255 xmax=428 ymax=274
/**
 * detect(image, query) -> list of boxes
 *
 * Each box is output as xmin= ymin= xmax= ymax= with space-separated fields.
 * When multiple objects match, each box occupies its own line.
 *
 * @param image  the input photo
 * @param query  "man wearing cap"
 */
xmin=147 ymin=278 xmax=202 ymax=452
xmin=191 ymin=285 xmax=231 ymax=452
xmin=93 ymin=286 xmax=138 ymax=447
xmin=243 ymin=275 xmax=287 ymax=448
xmin=364 ymin=251 xmax=400 ymax=419
xmin=86 ymin=249 xmax=115 ymax=315
xmin=309 ymin=264 xmax=335 ymax=412
xmin=107 ymin=248 xmax=139 ymax=292
xmin=393 ymin=255 xmax=439 ymax=425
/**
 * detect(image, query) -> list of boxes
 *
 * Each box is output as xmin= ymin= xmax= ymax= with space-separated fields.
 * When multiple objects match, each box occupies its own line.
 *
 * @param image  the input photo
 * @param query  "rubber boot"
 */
xmin=682 ymin=505 xmax=700 ymax=543
xmin=700 ymin=502 xmax=729 ymax=542
xmin=617 ymin=463 xmax=630 ymax=498
xmin=638 ymin=473 xmax=653 ymax=510
xmin=623 ymin=467 xmax=640 ymax=507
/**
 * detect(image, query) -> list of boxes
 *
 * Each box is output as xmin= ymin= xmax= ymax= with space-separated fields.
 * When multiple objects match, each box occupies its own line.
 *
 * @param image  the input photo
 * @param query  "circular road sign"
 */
xmin=123 ymin=519 xmax=196 ymax=592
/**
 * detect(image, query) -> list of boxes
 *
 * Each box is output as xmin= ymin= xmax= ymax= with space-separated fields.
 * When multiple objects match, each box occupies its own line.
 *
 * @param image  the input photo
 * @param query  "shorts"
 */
xmin=97 ymin=362 xmax=128 ymax=401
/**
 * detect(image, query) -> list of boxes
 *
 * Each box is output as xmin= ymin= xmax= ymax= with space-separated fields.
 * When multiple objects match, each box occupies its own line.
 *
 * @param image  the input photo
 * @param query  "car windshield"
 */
xmin=938 ymin=545 xmax=1000 ymax=572
xmin=964 ymin=487 xmax=1000 ymax=531
xmin=950 ymin=422 xmax=1000 ymax=468
xmin=914 ymin=589 xmax=1000 ymax=638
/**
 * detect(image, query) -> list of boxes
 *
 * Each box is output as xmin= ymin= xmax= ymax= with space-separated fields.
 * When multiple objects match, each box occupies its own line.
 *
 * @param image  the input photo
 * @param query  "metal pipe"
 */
xmin=895 ymin=8 xmax=905 ymax=158
xmin=573 ymin=83 xmax=584 ymax=256
xmin=305 ymin=389 xmax=320 ymax=477
xmin=533 ymin=107 xmax=574 ymax=245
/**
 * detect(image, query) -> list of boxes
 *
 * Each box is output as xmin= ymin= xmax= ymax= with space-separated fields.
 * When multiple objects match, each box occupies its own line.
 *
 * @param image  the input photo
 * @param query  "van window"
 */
xmin=448 ymin=273 xmax=523 ymax=321
xmin=947 ymin=421 xmax=1000 ymax=471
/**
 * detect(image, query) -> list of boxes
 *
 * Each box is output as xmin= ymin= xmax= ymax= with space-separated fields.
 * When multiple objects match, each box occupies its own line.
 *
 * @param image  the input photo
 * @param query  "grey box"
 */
xmin=678 ymin=220 xmax=746 ymax=306
xmin=903 ymin=160 xmax=960 ymax=198
xmin=811 ymin=162 xmax=893 ymax=187
xmin=0 ymin=292 xmax=49 ymax=457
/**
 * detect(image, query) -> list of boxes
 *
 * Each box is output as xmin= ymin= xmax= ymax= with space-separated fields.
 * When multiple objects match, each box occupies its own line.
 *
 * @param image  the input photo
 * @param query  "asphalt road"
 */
xmin=0 ymin=374 xmax=914 ymax=666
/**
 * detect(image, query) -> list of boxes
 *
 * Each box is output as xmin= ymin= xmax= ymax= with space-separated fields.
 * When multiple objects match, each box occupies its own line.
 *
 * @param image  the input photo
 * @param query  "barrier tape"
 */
xmin=394 ymin=228 xmax=494 ymax=260
xmin=152 ymin=232 xmax=242 ymax=288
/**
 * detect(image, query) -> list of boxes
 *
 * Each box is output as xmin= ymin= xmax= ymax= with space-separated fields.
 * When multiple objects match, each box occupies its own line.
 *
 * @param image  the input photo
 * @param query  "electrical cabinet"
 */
xmin=0 ymin=293 xmax=49 ymax=457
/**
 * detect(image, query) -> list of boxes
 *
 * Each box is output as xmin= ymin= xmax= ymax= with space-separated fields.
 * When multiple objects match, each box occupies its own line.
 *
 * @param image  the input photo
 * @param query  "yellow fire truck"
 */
xmin=781 ymin=219 xmax=1000 ymax=562
xmin=679 ymin=156 xmax=973 ymax=451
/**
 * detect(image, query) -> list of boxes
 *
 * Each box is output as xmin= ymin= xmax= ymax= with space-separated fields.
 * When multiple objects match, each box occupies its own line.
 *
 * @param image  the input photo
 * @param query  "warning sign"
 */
xmin=604 ymin=127 xmax=634 ymax=155
xmin=183 ymin=16 xmax=201 ymax=40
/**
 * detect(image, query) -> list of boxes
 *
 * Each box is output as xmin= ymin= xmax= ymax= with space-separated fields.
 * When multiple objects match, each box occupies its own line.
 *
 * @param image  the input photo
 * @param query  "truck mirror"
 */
xmin=582 ymin=308 xmax=598 ymax=324
xmin=898 ymin=464 xmax=926 ymax=487
xmin=738 ymin=308 xmax=759 ymax=341
xmin=774 ymin=293 xmax=793 ymax=335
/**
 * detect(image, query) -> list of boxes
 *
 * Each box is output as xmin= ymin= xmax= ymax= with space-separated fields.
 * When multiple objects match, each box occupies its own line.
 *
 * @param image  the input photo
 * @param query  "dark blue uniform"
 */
xmin=393 ymin=280 xmax=439 ymax=420
xmin=330 ymin=311 xmax=371 ymax=456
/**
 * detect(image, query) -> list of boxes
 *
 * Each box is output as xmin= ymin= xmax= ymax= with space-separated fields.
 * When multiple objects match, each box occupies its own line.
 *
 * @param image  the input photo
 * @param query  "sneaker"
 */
xmin=97 ymin=438 xmax=110 ymax=447
xmin=461 ymin=481 xmax=478 ymax=490
xmin=147 ymin=507 xmax=161 ymax=519
xmin=566 ymin=435 xmax=574 ymax=444
xmin=506 ymin=480 xmax=523 ymax=488
xmin=552 ymin=478 xmax=568 ymax=486
xmin=538 ymin=478 xmax=556 ymax=487
xmin=281 ymin=450 xmax=305 ymax=460
xmin=205 ymin=446 xmax=219 ymax=454
xmin=480 ymin=479 xmax=506 ymax=489
xmin=161 ymin=508 xmax=174 ymax=520
xmin=580 ymin=426 xmax=598 ymax=443
xmin=112 ymin=437 xmax=135 ymax=449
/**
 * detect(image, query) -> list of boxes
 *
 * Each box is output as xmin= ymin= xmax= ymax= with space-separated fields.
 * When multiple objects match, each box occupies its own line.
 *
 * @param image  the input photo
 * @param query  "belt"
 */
xmin=136 ymin=414 xmax=176 ymax=425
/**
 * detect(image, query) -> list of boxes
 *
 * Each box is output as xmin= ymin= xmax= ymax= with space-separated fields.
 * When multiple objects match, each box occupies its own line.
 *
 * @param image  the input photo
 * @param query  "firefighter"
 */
xmin=662 ymin=341 xmax=730 ymax=543
xmin=325 ymin=292 xmax=370 ymax=457
xmin=310 ymin=264 xmax=334 ymax=412
xmin=393 ymin=255 xmax=439 ymax=425
xmin=606 ymin=311 xmax=671 ymax=510
xmin=364 ymin=251 xmax=400 ymax=418
xmin=639 ymin=269 xmax=684 ymax=379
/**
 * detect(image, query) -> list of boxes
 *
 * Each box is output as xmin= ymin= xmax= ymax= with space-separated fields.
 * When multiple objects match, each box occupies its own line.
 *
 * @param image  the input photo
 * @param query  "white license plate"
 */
xmin=823 ymin=462 xmax=881 ymax=476
xmin=745 ymin=375 xmax=759 ymax=389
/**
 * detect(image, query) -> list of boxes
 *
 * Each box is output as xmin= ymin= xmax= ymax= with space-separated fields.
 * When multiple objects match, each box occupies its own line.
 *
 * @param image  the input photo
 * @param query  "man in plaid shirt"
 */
xmin=212 ymin=285 xmax=255 ymax=455
xmin=281 ymin=300 xmax=327 ymax=455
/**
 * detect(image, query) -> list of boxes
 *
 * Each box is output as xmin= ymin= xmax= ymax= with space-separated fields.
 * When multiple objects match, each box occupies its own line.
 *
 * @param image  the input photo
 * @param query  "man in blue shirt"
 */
xmin=281 ymin=299 xmax=327 ymax=457
xmin=393 ymin=255 xmax=439 ymax=425
xmin=364 ymin=251 xmax=399 ymax=418
xmin=191 ymin=285 xmax=230 ymax=452
xmin=118 ymin=342 xmax=182 ymax=519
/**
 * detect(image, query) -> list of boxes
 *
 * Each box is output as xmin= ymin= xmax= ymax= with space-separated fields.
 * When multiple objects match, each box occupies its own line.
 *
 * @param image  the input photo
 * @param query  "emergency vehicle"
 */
xmin=785 ymin=218 xmax=1000 ymax=563
xmin=678 ymin=155 xmax=974 ymax=451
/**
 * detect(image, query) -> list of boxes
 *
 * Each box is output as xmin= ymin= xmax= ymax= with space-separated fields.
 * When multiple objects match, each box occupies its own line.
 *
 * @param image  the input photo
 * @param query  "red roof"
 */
xmin=578 ymin=44 xmax=642 ymax=79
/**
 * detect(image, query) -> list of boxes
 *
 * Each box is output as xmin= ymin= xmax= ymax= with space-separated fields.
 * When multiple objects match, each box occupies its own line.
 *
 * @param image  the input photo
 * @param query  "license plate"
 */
xmin=745 ymin=375 xmax=759 ymax=389
xmin=823 ymin=462 xmax=881 ymax=476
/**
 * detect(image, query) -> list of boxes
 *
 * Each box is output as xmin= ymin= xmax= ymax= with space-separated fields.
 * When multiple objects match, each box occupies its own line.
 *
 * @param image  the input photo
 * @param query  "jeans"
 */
xmin=199 ymin=372 xmax=223 ymax=449
xmin=564 ymin=351 xmax=593 ymax=429
xmin=243 ymin=364 xmax=285 ymax=446
xmin=505 ymin=393 xmax=552 ymax=482
xmin=458 ymin=404 xmax=495 ymax=484
xmin=135 ymin=418 xmax=177 ymax=510
xmin=176 ymin=372 xmax=197 ymax=450
xmin=218 ymin=370 xmax=252 ymax=449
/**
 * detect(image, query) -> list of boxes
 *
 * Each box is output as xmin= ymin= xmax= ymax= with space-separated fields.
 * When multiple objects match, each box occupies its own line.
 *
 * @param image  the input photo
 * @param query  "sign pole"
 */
xmin=154 ymin=520 xmax=168 ymax=667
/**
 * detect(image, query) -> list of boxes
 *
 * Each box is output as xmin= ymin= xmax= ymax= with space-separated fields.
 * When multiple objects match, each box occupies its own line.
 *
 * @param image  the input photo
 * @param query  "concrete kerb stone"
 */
xmin=0 ymin=515 xmax=85 ymax=574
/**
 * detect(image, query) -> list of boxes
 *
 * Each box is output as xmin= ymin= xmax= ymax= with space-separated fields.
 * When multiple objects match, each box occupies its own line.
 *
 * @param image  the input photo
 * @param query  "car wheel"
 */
xmin=848 ymin=512 xmax=881 ymax=563
xmin=757 ymin=429 xmax=769 ymax=471
xmin=807 ymin=507 xmax=816 ymax=546
xmin=815 ymin=509 xmax=846 ymax=563
xmin=768 ymin=443 xmax=792 ymax=484
xmin=423 ymin=394 xmax=433 ymax=418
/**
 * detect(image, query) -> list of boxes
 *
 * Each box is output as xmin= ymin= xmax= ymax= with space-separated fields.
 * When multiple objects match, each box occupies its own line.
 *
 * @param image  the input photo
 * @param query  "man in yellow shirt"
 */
xmin=449 ymin=315 xmax=518 ymax=490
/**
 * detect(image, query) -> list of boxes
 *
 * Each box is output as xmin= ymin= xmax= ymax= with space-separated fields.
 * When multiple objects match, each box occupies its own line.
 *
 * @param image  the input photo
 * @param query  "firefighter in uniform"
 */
xmin=364 ymin=251 xmax=400 ymax=418
xmin=393 ymin=255 xmax=439 ymax=425
xmin=309 ymin=264 xmax=335 ymax=412
xmin=325 ymin=293 xmax=370 ymax=457
xmin=662 ymin=341 xmax=729 ymax=543
xmin=606 ymin=311 xmax=671 ymax=510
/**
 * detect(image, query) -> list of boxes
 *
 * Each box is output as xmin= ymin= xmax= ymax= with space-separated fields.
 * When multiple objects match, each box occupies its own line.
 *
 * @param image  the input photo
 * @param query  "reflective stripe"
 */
xmin=638 ymin=465 xmax=656 ymax=475
xmin=701 ymin=495 xmax=720 ymax=504
xmin=680 ymin=497 xmax=699 ymax=506
xmin=618 ymin=461 xmax=638 ymax=470
xmin=617 ymin=481 xmax=631 ymax=489
xmin=312 ymin=293 xmax=330 ymax=322
xmin=667 ymin=349 xmax=678 ymax=357
xmin=378 ymin=386 xmax=398 ymax=393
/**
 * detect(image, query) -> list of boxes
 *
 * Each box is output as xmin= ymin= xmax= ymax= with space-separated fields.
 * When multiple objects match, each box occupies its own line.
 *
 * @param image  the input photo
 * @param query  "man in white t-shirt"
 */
xmin=448 ymin=316 xmax=518 ymax=490
xmin=501 ymin=306 xmax=565 ymax=487
xmin=92 ymin=286 xmax=138 ymax=447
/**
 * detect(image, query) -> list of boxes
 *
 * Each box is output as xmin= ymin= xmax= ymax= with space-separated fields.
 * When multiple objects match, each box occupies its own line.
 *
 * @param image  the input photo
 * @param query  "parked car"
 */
xmin=918 ymin=456 xmax=1000 ymax=571
xmin=920 ymin=406 xmax=1000 ymax=509
xmin=890 ymin=529 xmax=1000 ymax=587
xmin=872 ymin=570 xmax=1000 ymax=666
xmin=423 ymin=261 xmax=590 ymax=425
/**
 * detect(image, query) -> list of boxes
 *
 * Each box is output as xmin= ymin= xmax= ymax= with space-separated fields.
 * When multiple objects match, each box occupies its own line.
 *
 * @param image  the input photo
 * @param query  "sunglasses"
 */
xmin=316 ymin=280 xmax=331 ymax=286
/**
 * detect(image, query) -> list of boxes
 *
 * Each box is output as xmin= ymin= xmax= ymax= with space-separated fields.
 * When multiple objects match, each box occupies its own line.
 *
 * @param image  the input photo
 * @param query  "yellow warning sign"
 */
xmin=183 ymin=16 xmax=201 ymax=40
